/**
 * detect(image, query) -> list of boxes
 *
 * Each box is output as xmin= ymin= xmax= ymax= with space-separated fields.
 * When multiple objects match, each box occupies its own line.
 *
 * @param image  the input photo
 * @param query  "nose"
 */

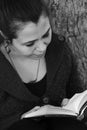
xmin=36 ymin=40 xmax=47 ymax=52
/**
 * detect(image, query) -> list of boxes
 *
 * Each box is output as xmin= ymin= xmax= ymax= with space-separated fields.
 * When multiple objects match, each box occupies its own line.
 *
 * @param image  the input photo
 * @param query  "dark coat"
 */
xmin=0 ymin=33 xmax=84 ymax=129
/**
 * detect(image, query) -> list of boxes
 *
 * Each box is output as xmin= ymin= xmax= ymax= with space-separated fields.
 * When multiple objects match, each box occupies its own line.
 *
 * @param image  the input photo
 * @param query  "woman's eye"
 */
xmin=83 ymin=29 xmax=87 ymax=34
xmin=43 ymin=32 xmax=49 ymax=38
xmin=26 ymin=42 xmax=35 ymax=47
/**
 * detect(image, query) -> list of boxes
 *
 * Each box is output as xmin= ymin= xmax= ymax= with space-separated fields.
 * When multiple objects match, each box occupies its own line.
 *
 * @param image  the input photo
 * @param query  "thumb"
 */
xmin=61 ymin=98 xmax=69 ymax=106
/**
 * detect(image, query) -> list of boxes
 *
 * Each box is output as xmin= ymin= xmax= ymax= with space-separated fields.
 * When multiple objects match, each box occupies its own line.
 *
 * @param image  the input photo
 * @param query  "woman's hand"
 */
xmin=61 ymin=98 xmax=69 ymax=107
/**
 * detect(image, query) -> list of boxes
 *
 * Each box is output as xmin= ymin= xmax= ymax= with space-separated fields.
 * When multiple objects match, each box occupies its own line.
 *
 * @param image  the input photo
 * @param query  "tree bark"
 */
xmin=47 ymin=0 xmax=87 ymax=88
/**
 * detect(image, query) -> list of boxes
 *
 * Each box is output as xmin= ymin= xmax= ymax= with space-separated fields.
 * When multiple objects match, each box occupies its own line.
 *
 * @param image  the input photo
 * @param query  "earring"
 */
xmin=0 ymin=30 xmax=7 ymax=40
xmin=4 ymin=42 xmax=11 ymax=54
xmin=0 ymin=30 xmax=11 ymax=54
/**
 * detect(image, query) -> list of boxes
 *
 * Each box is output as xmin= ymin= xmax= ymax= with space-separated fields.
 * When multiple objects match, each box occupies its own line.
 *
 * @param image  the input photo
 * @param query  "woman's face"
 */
xmin=11 ymin=15 xmax=52 ymax=60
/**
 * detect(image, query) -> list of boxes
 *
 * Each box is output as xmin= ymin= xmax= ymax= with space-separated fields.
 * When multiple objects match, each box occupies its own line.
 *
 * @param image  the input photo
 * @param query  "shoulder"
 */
xmin=51 ymin=32 xmax=73 ymax=59
xmin=52 ymin=32 xmax=66 ymax=46
xmin=46 ymin=32 xmax=74 ymax=70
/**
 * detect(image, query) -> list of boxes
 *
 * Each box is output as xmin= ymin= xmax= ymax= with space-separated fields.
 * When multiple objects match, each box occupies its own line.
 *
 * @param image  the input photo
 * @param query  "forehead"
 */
xmin=15 ymin=15 xmax=50 ymax=43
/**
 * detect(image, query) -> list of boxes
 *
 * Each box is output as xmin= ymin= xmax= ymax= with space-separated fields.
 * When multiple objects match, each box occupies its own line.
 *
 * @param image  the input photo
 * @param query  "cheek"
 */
xmin=21 ymin=47 xmax=34 ymax=54
xmin=45 ymin=33 xmax=52 ymax=44
xmin=15 ymin=45 xmax=34 ymax=55
xmin=48 ymin=29 xmax=52 ymax=42
xmin=13 ymin=40 xmax=34 ymax=55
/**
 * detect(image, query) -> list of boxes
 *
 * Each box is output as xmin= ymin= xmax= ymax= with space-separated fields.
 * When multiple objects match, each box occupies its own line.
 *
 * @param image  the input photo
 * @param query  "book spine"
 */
xmin=78 ymin=101 xmax=87 ymax=117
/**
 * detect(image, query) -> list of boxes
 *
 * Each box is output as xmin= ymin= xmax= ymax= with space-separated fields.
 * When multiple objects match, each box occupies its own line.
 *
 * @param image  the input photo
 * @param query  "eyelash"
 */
xmin=43 ymin=31 xmax=49 ymax=38
xmin=26 ymin=42 xmax=35 ymax=47
xmin=26 ymin=30 xmax=50 ymax=47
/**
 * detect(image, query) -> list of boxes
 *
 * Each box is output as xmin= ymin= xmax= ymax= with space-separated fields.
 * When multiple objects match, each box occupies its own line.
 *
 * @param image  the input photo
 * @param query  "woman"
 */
xmin=0 ymin=0 xmax=86 ymax=129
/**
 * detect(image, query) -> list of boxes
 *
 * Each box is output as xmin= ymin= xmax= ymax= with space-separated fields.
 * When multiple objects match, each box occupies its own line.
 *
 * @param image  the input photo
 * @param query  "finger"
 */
xmin=61 ymin=98 xmax=69 ymax=106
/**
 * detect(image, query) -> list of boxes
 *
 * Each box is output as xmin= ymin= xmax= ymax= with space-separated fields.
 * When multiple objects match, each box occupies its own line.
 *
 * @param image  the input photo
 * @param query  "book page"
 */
xmin=45 ymin=105 xmax=77 ymax=116
xmin=21 ymin=105 xmax=77 ymax=119
xmin=62 ymin=90 xmax=87 ymax=114
xmin=21 ymin=90 xmax=87 ymax=119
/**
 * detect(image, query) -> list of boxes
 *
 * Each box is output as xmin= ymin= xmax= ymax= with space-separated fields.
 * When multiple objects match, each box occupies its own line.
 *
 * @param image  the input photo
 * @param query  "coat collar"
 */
xmin=0 ymin=51 xmax=38 ymax=102
xmin=0 ymin=33 xmax=65 ymax=101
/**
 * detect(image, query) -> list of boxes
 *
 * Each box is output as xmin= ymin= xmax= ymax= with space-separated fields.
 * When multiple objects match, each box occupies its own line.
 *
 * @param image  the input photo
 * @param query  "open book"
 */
xmin=21 ymin=90 xmax=87 ymax=119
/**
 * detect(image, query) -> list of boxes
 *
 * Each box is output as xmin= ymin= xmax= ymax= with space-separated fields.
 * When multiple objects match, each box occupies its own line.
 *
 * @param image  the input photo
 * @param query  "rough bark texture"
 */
xmin=46 ymin=0 xmax=87 ymax=89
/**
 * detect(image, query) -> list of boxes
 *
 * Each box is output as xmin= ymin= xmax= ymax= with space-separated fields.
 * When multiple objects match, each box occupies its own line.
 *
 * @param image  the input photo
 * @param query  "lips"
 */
xmin=33 ymin=53 xmax=45 ymax=58
xmin=28 ymin=51 xmax=46 ymax=59
xmin=34 ymin=50 xmax=46 ymax=56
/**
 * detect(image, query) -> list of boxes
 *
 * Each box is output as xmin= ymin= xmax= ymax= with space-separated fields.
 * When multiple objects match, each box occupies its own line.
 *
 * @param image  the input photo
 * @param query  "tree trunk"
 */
xmin=47 ymin=0 xmax=87 ymax=88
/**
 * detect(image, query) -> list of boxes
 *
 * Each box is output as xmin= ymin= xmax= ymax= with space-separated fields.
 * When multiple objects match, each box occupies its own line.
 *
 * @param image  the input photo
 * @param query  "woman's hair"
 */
xmin=0 ymin=0 xmax=49 ymax=42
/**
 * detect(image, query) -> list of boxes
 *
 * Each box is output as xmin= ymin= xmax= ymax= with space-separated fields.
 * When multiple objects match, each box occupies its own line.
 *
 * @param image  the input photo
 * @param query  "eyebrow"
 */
xmin=22 ymin=27 xmax=51 ymax=45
